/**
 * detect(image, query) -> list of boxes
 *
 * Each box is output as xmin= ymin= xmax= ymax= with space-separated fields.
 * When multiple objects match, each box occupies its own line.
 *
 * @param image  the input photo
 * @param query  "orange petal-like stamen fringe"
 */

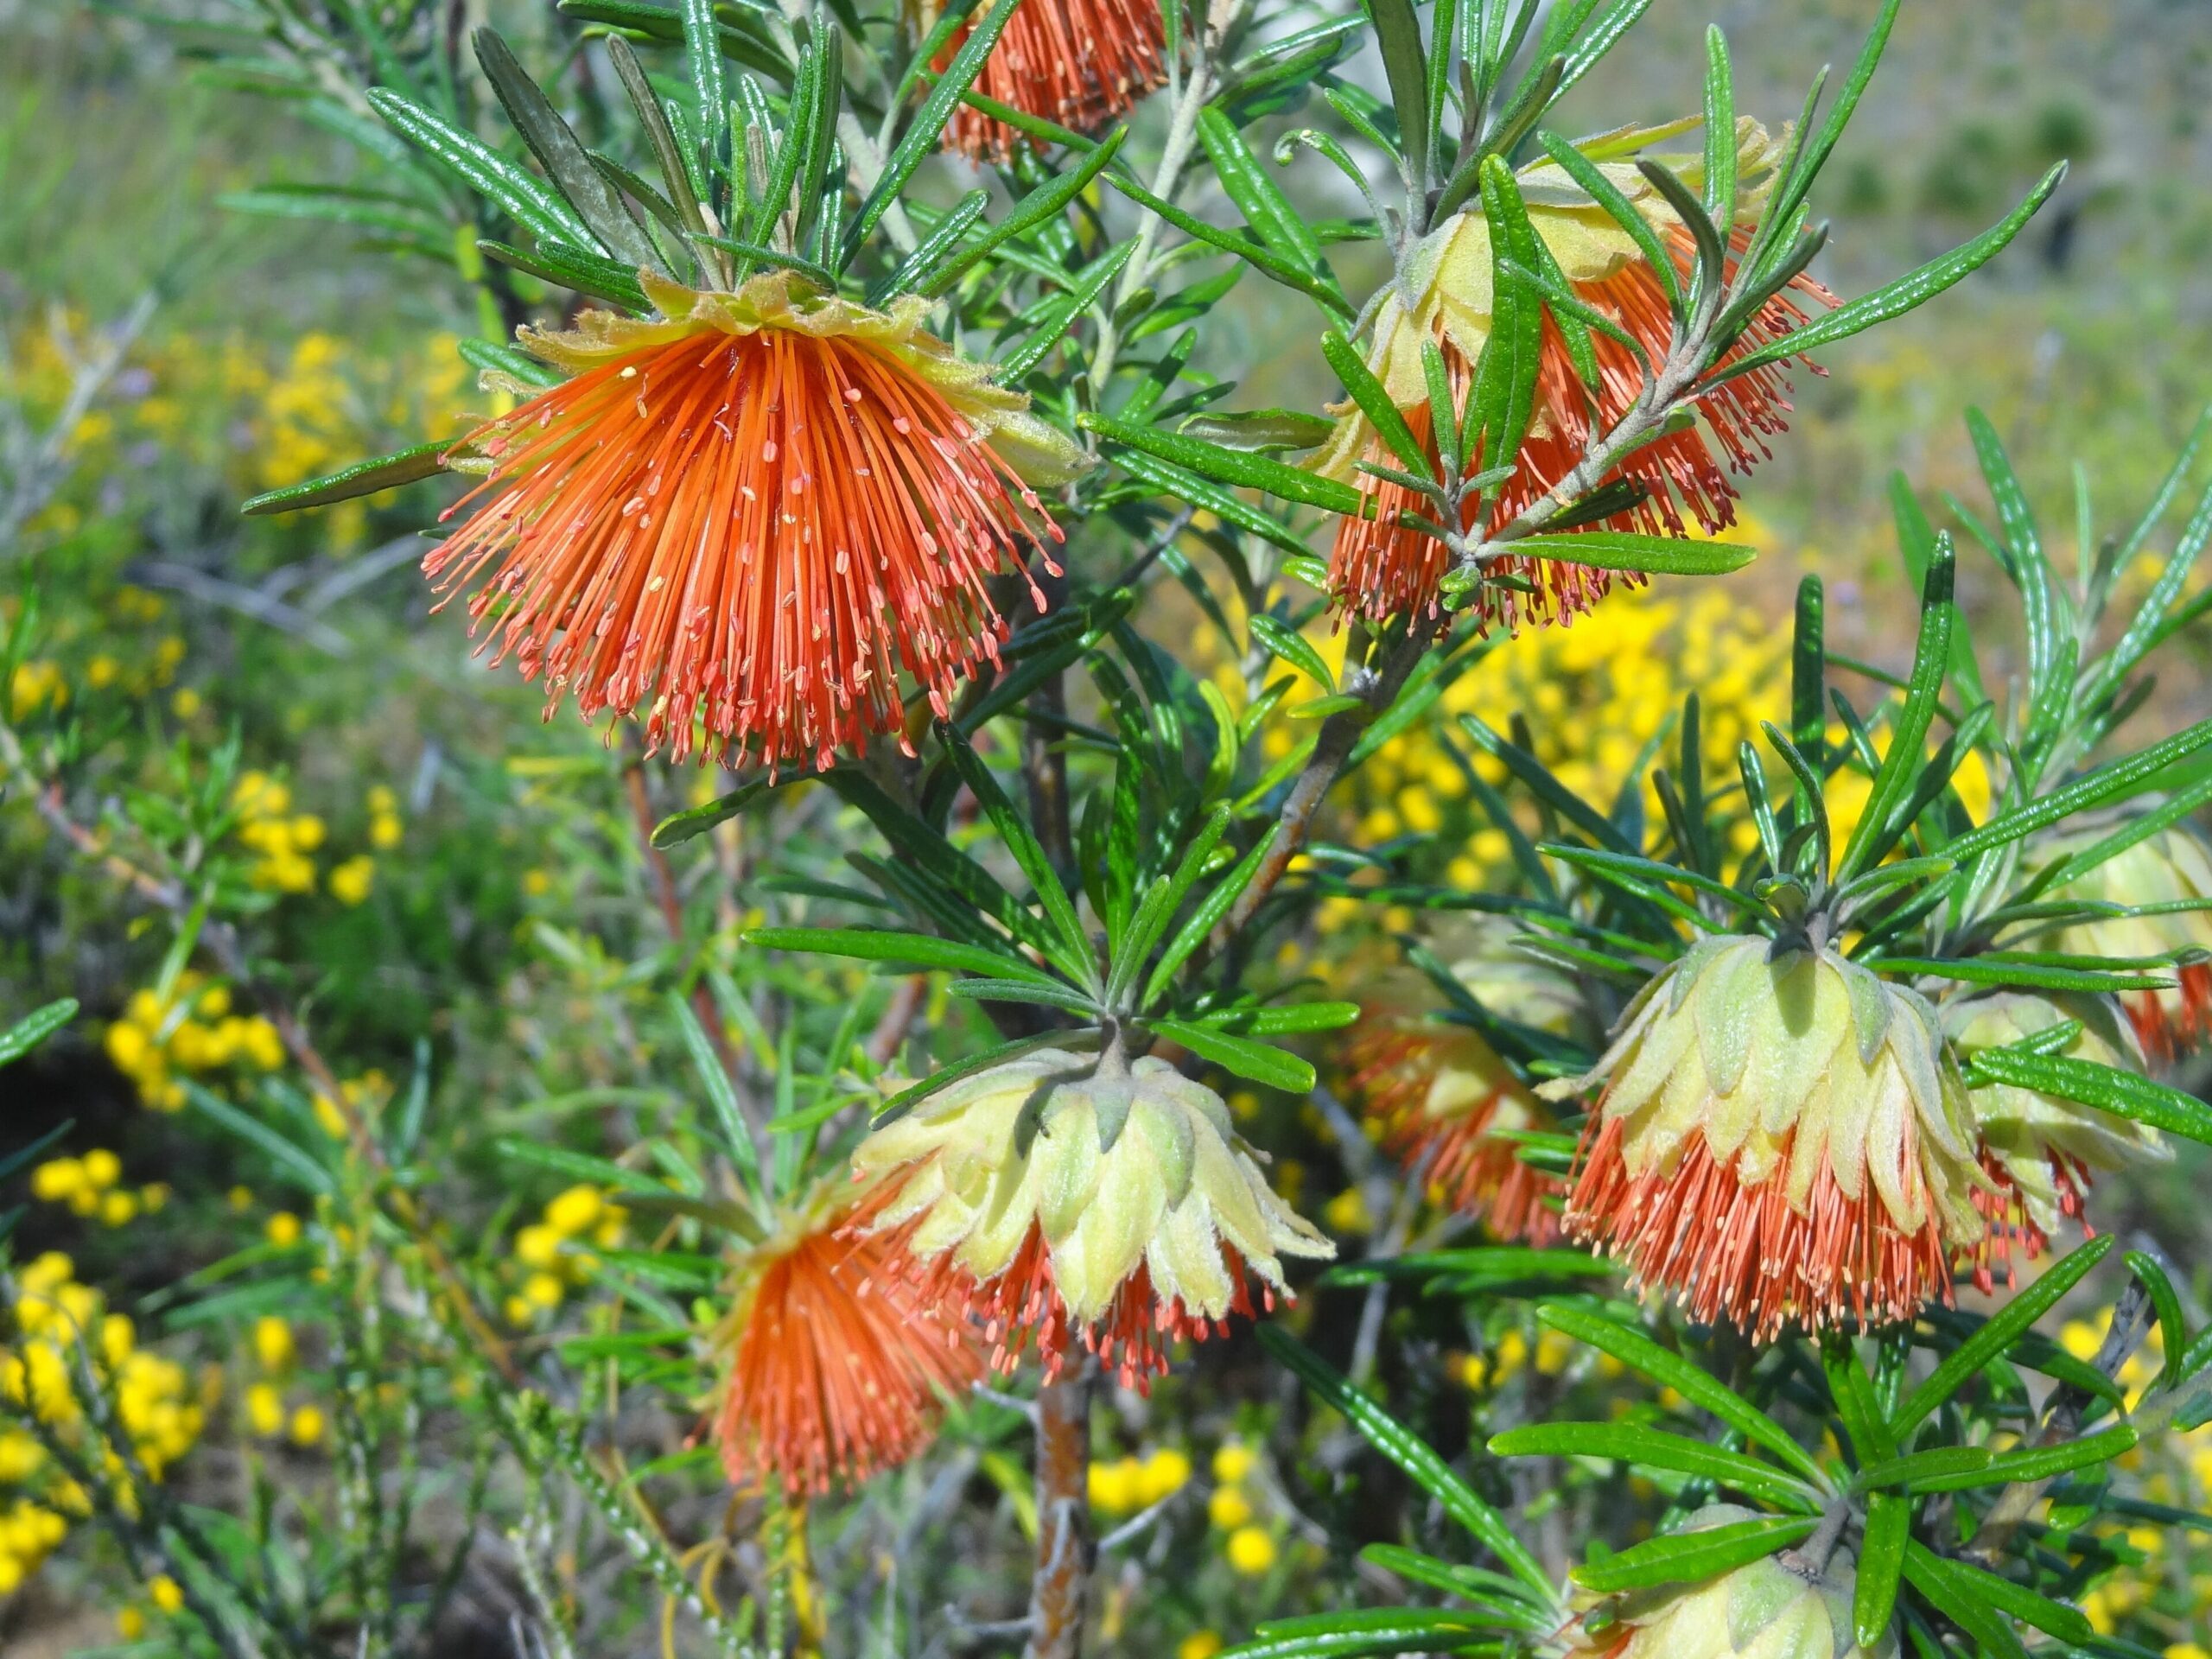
xmin=428 ymin=327 xmax=1058 ymax=772
xmin=938 ymin=0 xmax=1168 ymax=162
xmin=1562 ymin=1116 xmax=1954 ymax=1341
xmin=903 ymin=1224 xmax=1269 ymax=1395
xmin=715 ymin=1191 xmax=983 ymax=1497
xmin=1967 ymin=1147 xmax=2094 ymax=1294
xmin=2126 ymin=960 xmax=2212 ymax=1066
xmin=1344 ymin=1026 xmax=1562 ymax=1244
xmin=1329 ymin=226 xmax=1834 ymax=627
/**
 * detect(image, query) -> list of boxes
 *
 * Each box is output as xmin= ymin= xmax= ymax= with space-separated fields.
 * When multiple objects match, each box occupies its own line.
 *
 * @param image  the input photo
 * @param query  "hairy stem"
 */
xmin=1024 ymin=1367 xmax=1096 ymax=1659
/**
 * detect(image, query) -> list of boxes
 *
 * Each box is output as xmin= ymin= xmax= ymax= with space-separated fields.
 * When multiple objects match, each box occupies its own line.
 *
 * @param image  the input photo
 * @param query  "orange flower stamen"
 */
xmin=715 ymin=1188 xmax=983 ymax=1497
xmin=934 ymin=0 xmax=1168 ymax=162
xmin=2126 ymin=960 xmax=2212 ymax=1065
xmin=1967 ymin=1147 xmax=2096 ymax=1294
xmin=1564 ymin=1116 xmax=1956 ymax=1342
xmin=1344 ymin=1024 xmax=1562 ymax=1244
xmin=429 ymin=324 xmax=1060 ymax=772
xmin=903 ymin=1224 xmax=1268 ymax=1393
xmin=1331 ymin=226 xmax=1832 ymax=628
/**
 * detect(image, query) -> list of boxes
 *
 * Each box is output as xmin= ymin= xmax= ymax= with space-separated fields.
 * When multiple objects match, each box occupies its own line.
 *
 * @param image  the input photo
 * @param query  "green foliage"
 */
xmin=3 ymin=2 xmax=2208 ymax=1656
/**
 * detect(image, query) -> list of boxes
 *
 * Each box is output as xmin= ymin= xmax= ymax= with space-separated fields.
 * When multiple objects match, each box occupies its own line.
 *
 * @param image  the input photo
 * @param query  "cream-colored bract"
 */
xmin=2031 ymin=825 xmax=2212 ymax=1060
xmin=1548 ymin=935 xmax=1990 ymax=1336
xmin=852 ymin=1049 xmax=1331 ymax=1370
xmin=1572 ymin=1505 xmax=1897 ymax=1659
xmin=1947 ymin=989 xmax=2169 ymax=1245
xmin=1313 ymin=118 xmax=1792 ymax=483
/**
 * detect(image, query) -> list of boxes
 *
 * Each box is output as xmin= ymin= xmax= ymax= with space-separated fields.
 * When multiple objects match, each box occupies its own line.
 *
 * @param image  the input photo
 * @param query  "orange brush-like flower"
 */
xmin=712 ymin=1178 xmax=983 ymax=1497
xmin=910 ymin=0 xmax=1169 ymax=162
xmin=1344 ymin=925 xmax=1589 ymax=1243
xmin=1347 ymin=1018 xmax=1564 ymax=1243
xmin=429 ymin=270 xmax=1085 ymax=772
xmin=1546 ymin=937 xmax=1988 ymax=1340
xmin=1319 ymin=124 xmax=1833 ymax=630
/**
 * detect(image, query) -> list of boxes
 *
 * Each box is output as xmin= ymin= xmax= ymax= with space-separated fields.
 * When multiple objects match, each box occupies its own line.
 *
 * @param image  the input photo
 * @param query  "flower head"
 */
xmin=2031 ymin=825 xmax=2212 ymax=1063
xmin=908 ymin=0 xmax=1167 ymax=162
xmin=1548 ymin=936 xmax=1987 ymax=1338
xmin=851 ymin=1048 xmax=1332 ymax=1390
xmin=1319 ymin=122 xmax=1832 ymax=628
xmin=1944 ymin=991 xmax=2167 ymax=1281
xmin=1344 ymin=922 xmax=1586 ymax=1242
xmin=1573 ymin=1506 xmax=1897 ymax=1658
xmin=712 ymin=1173 xmax=983 ymax=1497
xmin=429 ymin=270 xmax=1086 ymax=773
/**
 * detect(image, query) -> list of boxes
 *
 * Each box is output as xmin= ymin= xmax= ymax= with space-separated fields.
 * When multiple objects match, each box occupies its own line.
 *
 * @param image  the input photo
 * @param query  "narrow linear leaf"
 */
xmin=1571 ymin=1516 xmax=1815 ymax=1594
xmin=1258 ymin=1327 xmax=1556 ymax=1601
xmin=1709 ymin=165 xmax=2065 ymax=384
xmin=241 ymin=440 xmax=451 ymax=517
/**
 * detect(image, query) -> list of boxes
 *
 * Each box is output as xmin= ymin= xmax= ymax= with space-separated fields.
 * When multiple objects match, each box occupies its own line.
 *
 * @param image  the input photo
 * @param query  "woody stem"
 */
xmin=1024 ymin=1364 xmax=1096 ymax=1659
xmin=1222 ymin=304 xmax=1732 ymax=939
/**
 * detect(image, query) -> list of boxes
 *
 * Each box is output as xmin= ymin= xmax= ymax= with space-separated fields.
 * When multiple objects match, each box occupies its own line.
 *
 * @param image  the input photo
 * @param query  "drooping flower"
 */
xmin=907 ymin=0 xmax=1168 ymax=162
xmin=1318 ymin=121 xmax=1834 ymax=629
xmin=1546 ymin=935 xmax=1988 ymax=1339
xmin=2030 ymin=825 xmax=2212 ymax=1064
xmin=428 ymin=270 xmax=1086 ymax=773
xmin=711 ymin=1174 xmax=983 ymax=1497
xmin=1944 ymin=991 xmax=2168 ymax=1282
xmin=850 ymin=1048 xmax=1332 ymax=1390
xmin=1344 ymin=922 xmax=1588 ymax=1243
xmin=1570 ymin=1505 xmax=1897 ymax=1658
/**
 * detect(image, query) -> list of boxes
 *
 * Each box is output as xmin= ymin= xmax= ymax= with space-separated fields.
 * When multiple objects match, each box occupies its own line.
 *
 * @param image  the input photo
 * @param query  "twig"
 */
xmin=0 ymin=294 xmax=157 ymax=553
xmin=1022 ymin=1366 xmax=1095 ymax=1659
xmin=132 ymin=558 xmax=356 ymax=657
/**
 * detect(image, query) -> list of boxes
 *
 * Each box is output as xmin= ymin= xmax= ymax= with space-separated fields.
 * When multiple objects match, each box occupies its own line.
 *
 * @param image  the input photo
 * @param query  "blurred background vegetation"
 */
xmin=3 ymin=0 xmax=2211 ymax=1653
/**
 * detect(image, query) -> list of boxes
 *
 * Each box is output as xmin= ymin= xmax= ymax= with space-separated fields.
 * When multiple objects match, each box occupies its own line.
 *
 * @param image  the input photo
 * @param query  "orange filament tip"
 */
xmin=906 ymin=1225 xmax=1268 ymax=1395
xmin=1967 ymin=1148 xmax=2095 ymax=1294
xmin=1346 ymin=1027 xmax=1563 ymax=1244
xmin=2126 ymin=962 xmax=2212 ymax=1065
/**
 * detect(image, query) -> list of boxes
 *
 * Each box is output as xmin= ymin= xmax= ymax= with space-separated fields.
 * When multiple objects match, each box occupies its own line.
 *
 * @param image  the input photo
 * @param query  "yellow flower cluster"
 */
xmin=5 ymin=310 xmax=476 ymax=549
xmin=113 ymin=1573 xmax=187 ymax=1638
xmin=105 ymin=977 xmax=283 ymax=1112
xmin=240 ymin=1316 xmax=323 ymax=1449
xmin=504 ymin=1185 xmax=626 ymax=1327
xmin=0 ymin=1254 xmax=207 ymax=1594
xmin=7 ymin=660 xmax=67 ymax=722
xmin=232 ymin=771 xmax=322 ymax=894
xmin=1455 ymin=1323 xmax=1580 ymax=1392
xmin=29 ymin=1149 xmax=169 ymax=1229
xmin=239 ymin=330 xmax=477 ymax=547
xmin=310 ymin=1071 xmax=389 ymax=1142
xmin=227 ymin=772 xmax=397 ymax=904
xmin=0 ymin=589 xmax=184 ymax=728
xmin=1087 ymin=1446 xmax=1191 ymax=1516
xmin=1343 ymin=581 xmax=1787 ymax=885
xmin=1201 ymin=1440 xmax=1280 ymax=1577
